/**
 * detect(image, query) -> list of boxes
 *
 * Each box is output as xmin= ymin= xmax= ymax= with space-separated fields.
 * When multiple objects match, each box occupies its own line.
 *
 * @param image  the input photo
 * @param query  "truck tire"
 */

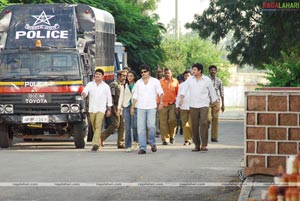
xmin=73 ymin=121 xmax=87 ymax=149
xmin=87 ymin=124 xmax=93 ymax=142
xmin=0 ymin=125 xmax=10 ymax=148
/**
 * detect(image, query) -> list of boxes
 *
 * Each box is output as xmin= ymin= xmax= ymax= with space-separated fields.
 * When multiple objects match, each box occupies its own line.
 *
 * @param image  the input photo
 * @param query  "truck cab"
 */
xmin=0 ymin=3 xmax=115 ymax=148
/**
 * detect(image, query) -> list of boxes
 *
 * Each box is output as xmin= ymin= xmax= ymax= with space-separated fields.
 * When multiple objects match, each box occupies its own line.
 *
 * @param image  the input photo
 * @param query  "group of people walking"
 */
xmin=82 ymin=63 xmax=224 ymax=154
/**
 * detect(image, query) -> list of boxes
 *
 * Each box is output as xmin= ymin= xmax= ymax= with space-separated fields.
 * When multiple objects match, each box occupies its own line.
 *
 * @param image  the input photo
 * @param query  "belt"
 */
xmin=168 ymin=103 xmax=175 ymax=105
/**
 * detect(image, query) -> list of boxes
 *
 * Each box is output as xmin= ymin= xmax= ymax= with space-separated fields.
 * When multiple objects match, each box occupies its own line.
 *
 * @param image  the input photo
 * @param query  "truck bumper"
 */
xmin=0 ymin=113 xmax=84 ymax=124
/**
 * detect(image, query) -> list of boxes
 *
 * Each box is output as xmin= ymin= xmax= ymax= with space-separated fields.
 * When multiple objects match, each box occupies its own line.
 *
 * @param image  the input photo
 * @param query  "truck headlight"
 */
xmin=70 ymin=104 xmax=80 ymax=113
xmin=61 ymin=104 xmax=70 ymax=113
xmin=0 ymin=105 xmax=4 ymax=114
xmin=75 ymin=96 xmax=82 ymax=101
xmin=4 ymin=104 xmax=13 ymax=114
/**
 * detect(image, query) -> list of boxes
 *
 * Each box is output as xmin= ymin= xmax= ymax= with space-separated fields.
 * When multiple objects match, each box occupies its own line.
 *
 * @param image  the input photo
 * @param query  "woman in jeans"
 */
xmin=117 ymin=70 xmax=138 ymax=152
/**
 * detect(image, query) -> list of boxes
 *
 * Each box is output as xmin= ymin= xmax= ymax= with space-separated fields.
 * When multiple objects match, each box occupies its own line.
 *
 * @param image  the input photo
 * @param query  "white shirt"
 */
xmin=176 ymin=81 xmax=190 ymax=110
xmin=118 ymin=83 xmax=135 ymax=109
xmin=181 ymin=75 xmax=218 ymax=108
xmin=82 ymin=80 xmax=113 ymax=113
xmin=133 ymin=77 xmax=163 ymax=109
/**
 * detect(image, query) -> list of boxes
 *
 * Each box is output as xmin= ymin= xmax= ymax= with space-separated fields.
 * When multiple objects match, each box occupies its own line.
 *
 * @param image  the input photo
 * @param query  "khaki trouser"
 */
xmin=189 ymin=107 xmax=209 ymax=148
xmin=208 ymin=102 xmax=220 ymax=140
xmin=101 ymin=110 xmax=125 ymax=147
xmin=180 ymin=109 xmax=192 ymax=142
xmin=89 ymin=112 xmax=105 ymax=146
xmin=159 ymin=104 xmax=177 ymax=142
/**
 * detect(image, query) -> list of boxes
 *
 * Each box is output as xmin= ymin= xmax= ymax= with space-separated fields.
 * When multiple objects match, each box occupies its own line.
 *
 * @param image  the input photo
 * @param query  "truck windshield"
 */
xmin=0 ymin=52 xmax=81 ymax=79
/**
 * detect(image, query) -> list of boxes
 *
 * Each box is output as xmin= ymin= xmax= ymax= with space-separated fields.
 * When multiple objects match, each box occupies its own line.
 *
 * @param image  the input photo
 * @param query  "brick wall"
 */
xmin=245 ymin=90 xmax=300 ymax=176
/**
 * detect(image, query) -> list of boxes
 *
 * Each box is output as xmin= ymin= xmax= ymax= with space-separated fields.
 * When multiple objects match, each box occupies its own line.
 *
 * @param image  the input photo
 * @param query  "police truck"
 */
xmin=0 ymin=3 xmax=115 ymax=148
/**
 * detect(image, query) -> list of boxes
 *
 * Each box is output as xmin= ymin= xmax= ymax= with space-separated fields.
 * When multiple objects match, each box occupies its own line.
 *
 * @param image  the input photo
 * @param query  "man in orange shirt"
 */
xmin=159 ymin=68 xmax=179 ymax=145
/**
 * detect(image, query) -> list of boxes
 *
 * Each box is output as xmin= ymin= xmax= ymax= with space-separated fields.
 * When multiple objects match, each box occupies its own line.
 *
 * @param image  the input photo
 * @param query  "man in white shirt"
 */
xmin=101 ymin=70 xmax=127 ymax=149
xmin=82 ymin=69 xmax=113 ymax=151
xmin=179 ymin=63 xmax=219 ymax=152
xmin=176 ymin=70 xmax=192 ymax=146
xmin=131 ymin=64 xmax=164 ymax=154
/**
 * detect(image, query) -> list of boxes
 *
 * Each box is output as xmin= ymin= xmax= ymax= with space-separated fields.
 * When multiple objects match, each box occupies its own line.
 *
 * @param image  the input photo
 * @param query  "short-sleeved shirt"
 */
xmin=208 ymin=75 xmax=224 ymax=102
xmin=82 ymin=80 xmax=113 ymax=113
xmin=133 ymin=77 xmax=164 ymax=109
xmin=160 ymin=77 xmax=179 ymax=106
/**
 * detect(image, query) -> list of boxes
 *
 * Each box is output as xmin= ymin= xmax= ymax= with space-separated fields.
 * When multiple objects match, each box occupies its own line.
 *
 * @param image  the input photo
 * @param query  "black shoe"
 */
xmin=211 ymin=139 xmax=219 ymax=142
xmin=151 ymin=145 xmax=157 ymax=152
xmin=138 ymin=149 xmax=146 ymax=154
xmin=91 ymin=144 xmax=99 ymax=151
xmin=156 ymin=133 xmax=160 ymax=138
xmin=170 ymin=138 xmax=175 ymax=144
xmin=192 ymin=147 xmax=200 ymax=152
xmin=162 ymin=142 xmax=168 ymax=145
xmin=183 ymin=141 xmax=191 ymax=146
xmin=118 ymin=145 xmax=125 ymax=149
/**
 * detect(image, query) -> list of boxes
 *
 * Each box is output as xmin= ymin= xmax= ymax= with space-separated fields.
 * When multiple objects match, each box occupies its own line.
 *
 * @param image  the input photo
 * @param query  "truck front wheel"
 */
xmin=0 ymin=125 xmax=10 ymax=148
xmin=73 ymin=120 xmax=87 ymax=149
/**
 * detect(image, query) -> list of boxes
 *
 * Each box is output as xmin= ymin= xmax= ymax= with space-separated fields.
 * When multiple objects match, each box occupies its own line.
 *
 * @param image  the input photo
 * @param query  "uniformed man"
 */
xmin=208 ymin=65 xmax=225 ymax=142
xmin=101 ymin=70 xmax=127 ymax=148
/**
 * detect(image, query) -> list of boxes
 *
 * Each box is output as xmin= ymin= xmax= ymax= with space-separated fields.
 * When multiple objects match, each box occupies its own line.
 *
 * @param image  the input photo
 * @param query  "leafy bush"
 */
xmin=262 ymin=51 xmax=300 ymax=87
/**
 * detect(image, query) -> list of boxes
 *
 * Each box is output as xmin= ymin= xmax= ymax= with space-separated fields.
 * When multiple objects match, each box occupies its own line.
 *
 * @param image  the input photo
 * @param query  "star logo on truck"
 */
xmin=32 ymin=11 xmax=55 ymax=26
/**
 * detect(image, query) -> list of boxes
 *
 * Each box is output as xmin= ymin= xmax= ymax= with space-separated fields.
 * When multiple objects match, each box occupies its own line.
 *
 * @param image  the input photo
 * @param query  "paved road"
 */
xmin=0 ymin=120 xmax=244 ymax=201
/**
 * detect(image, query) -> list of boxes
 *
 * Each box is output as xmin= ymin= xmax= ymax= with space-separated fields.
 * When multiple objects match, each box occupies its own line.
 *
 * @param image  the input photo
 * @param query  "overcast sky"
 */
xmin=155 ymin=0 xmax=209 ymax=32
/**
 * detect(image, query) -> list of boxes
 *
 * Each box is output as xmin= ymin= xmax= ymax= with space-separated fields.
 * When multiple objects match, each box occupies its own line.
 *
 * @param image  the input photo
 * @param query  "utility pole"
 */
xmin=175 ymin=0 xmax=179 ymax=40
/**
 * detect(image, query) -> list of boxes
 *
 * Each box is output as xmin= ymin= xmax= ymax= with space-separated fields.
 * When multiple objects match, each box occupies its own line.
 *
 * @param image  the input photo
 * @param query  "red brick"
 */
xmin=268 ymin=128 xmax=287 ymax=140
xmin=278 ymin=142 xmax=297 ymax=154
xmin=244 ymin=167 xmax=277 ymax=176
xmin=268 ymin=96 xmax=287 ymax=111
xmin=279 ymin=114 xmax=297 ymax=126
xmin=247 ymin=96 xmax=266 ymax=111
xmin=247 ymin=127 xmax=266 ymax=140
xmin=290 ymin=95 xmax=300 ymax=112
xmin=268 ymin=156 xmax=286 ymax=169
xmin=257 ymin=142 xmax=276 ymax=154
xmin=289 ymin=128 xmax=300 ymax=140
xmin=247 ymin=141 xmax=255 ymax=153
xmin=257 ymin=113 xmax=276 ymax=125
xmin=247 ymin=155 xmax=265 ymax=168
xmin=247 ymin=113 xmax=255 ymax=125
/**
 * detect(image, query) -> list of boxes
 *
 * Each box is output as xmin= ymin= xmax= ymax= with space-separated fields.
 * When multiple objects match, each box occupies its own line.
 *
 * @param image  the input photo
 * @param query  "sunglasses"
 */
xmin=141 ymin=70 xmax=148 ymax=74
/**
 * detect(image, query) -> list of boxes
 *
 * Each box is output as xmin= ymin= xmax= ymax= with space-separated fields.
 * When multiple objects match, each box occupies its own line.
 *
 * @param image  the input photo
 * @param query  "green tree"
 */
xmin=70 ymin=0 xmax=165 ymax=73
xmin=186 ymin=0 xmax=300 ymax=68
xmin=126 ymin=0 xmax=160 ymax=13
xmin=262 ymin=51 xmax=300 ymax=87
xmin=0 ymin=0 xmax=8 ymax=10
xmin=161 ymin=33 xmax=230 ymax=85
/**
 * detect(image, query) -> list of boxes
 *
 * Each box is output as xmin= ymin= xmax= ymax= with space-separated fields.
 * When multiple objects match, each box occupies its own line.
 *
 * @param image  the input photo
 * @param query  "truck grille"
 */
xmin=14 ymin=104 xmax=60 ymax=114
xmin=0 ymin=93 xmax=79 ymax=115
